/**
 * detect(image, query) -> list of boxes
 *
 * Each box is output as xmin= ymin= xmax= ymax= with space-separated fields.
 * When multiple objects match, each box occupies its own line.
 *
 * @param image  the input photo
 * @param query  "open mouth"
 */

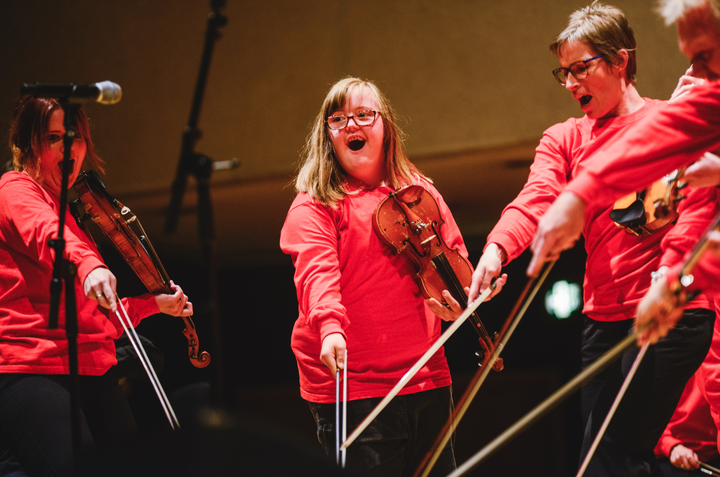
xmin=579 ymin=95 xmax=592 ymax=107
xmin=57 ymin=159 xmax=75 ymax=171
xmin=348 ymin=139 xmax=366 ymax=151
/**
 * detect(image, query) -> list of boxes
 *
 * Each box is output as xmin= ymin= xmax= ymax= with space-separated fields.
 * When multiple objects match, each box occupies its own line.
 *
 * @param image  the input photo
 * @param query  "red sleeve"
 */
xmin=666 ymin=246 xmax=720 ymax=296
xmin=0 ymin=176 xmax=106 ymax=284
xmin=655 ymin=374 xmax=706 ymax=457
xmin=566 ymin=81 xmax=720 ymax=207
xmin=661 ymin=186 xmax=720 ymax=268
xmin=119 ymin=294 xmax=160 ymax=327
xmin=487 ymin=124 xmax=572 ymax=263
xmin=279 ymin=195 xmax=349 ymax=343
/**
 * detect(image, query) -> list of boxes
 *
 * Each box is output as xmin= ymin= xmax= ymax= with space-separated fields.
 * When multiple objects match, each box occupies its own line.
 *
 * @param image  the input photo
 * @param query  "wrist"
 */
xmin=651 ymin=266 xmax=668 ymax=283
xmin=487 ymin=243 xmax=507 ymax=264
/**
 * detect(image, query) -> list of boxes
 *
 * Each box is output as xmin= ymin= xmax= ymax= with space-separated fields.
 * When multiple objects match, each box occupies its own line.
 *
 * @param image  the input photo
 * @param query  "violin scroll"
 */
xmin=73 ymin=170 xmax=211 ymax=369
xmin=374 ymin=185 xmax=503 ymax=372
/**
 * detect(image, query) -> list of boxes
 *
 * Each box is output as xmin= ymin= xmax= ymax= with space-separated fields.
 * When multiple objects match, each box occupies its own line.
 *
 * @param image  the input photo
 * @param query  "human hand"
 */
xmin=84 ymin=267 xmax=118 ymax=312
xmin=669 ymin=444 xmax=699 ymax=471
xmin=427 ymin=288 xmax=468 ymax=322
xmin=528 ymin=192 xmax=586 ymax=277
xmin=669 ymin=66 xmax=706 ymax=103
xmin=635 ymin=276 xmax=685 ymax=346
xmin=320 ymin=332 xmax=346 ymax=376
xmin=155 ymin=281 xmax=193 ymax=317
xmin=683 ymin=151 xmax=720 ymax=188
xmin=468 ymin=243 xmax=508 ymax=302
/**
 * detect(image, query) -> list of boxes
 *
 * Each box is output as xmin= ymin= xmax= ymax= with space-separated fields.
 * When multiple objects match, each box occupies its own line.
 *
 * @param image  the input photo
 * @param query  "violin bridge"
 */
xmin=421 ymin=234 xmax=437 ymax=245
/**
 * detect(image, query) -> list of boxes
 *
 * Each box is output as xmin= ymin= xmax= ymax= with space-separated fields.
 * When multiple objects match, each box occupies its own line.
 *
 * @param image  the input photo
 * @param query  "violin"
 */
xmin=373 ymin=184 xmax=503 ymax=372
xmin=609 ymin=168 xmax=686 ymax=236
xmin=72 ymin=170 xmax=211 ymax=369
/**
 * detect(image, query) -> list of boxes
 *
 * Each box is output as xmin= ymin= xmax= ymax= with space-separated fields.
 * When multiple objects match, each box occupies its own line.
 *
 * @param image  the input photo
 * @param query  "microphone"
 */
xmin=20 ymin=81 xmax=122 ymax=105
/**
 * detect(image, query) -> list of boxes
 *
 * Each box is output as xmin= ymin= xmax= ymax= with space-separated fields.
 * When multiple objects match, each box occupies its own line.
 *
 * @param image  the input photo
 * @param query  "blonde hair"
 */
xmin=659 ymin=0 xmax=720 ymax=24
xmin=294 ymin=77 xmax=427 ymax=208
xmin=550 ymin=2 xmax=637 ymax=84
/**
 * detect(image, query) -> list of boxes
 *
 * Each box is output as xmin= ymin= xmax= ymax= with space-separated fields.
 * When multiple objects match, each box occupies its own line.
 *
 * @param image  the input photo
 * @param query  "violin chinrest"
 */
xmin=609 ymin=199 xmax=646 ymax=228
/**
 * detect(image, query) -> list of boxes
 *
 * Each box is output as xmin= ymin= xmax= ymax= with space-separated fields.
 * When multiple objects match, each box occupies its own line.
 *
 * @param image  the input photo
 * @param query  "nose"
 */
xmin=565 ymin=74 xmax=579 ymax=91
xmin=345 ymin=115 xmax=360 ymax=130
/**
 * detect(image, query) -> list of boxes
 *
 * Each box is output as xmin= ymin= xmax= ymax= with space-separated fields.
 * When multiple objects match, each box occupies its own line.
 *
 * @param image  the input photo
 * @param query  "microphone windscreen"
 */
xmin=96 ymin=81 xmax=122 ymax=105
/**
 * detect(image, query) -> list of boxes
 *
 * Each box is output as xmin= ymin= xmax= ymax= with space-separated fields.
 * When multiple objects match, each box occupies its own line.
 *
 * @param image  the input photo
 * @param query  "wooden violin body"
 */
xmin=72 ymin=170 xmax=210 ymax=368
xmin=610 ymin=168 xmax=686 ymax=236
xmin=373 ymin=184 xmax=503 ymax=371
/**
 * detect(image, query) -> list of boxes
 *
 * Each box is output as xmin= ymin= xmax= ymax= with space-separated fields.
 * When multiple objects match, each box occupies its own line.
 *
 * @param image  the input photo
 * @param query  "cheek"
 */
xmin=39 ymin=148 xmax=57 ymax=168
xmin=74 ymin=140 xmax=88 ymax=158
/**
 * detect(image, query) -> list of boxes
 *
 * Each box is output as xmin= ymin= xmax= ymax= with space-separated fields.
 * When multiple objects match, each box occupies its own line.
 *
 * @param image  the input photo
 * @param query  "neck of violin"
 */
xmin=431 ymin=253 xmax=490 ymax=339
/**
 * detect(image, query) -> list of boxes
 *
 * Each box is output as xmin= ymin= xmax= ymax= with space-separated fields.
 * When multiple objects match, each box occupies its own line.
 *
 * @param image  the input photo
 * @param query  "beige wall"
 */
xmin=0 ymin=0 xmax=689 ymax=262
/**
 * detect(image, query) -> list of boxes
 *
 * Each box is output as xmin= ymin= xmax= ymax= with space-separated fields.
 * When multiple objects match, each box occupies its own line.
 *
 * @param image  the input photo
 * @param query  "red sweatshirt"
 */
xmin=488 ymin=99 xmax=717 ymax=321
xmin=655 ymin=317 xmax=720 ymax=461
xmin=654 ymin=373 xmax=720 ymax=462
xmin=0 ymin=172 xmax=159 ymax=375
xmin=566 ymin=81 xmax=720 ymax=208
xmin=280 ymin=177 xmax=465 ymax=403
xmin=666 ymin=248 xmax=720 ymax=296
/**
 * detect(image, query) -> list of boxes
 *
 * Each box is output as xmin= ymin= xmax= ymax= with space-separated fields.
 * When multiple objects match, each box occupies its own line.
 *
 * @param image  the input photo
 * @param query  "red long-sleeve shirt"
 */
xmin=655 ymin=373 xmax=720 ymax=462
xmin=280 ymin=177 xmax=465 ymax=403
xmin=0 ymin=172 xmax=159 ymax=375
xmin=566 ymin=81 xmax=720 ymax=208
xmin=666 ymin=248 xmax=720 ymax=296
xmin=488 ymin=99 xmax=717 ymax=321
xmin=656 ymin=315 xmax=720 ymax=461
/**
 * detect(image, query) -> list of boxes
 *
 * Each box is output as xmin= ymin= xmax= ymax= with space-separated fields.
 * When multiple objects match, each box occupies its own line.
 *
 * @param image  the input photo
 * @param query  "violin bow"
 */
xmin=115 ymin=298 xmax=180 ymax=430
xmin=340 ymin=285 xmax=495 ymax=451
xmin=700 ymin=461 xmax=720 ymax=476
xmin=447 ymin=321 xmax=651 ymax=477
xmin=413 ymin=260 xmax=555 ymax=477
xmin=576 ymin=210 xmax=720 ymax=475
xmin=576 ymin=341 xmax=649 ymax=477
xmin=336 ymin=350 xmax=347 ymax=468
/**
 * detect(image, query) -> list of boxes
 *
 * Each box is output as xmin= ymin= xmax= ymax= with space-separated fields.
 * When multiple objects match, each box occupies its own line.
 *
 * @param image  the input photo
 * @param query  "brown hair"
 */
xmin=294 ymin=77 xmax=427 ymax=208
xmin=550 ymin=2 xmax=637 ymax=84
xmin=9 ymin=95 xmax=103 ymax=179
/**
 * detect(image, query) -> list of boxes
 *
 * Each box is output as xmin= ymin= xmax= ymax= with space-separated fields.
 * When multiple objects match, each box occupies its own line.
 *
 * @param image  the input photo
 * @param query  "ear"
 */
xmin=613 ymin=49 xmax=630 ymax=76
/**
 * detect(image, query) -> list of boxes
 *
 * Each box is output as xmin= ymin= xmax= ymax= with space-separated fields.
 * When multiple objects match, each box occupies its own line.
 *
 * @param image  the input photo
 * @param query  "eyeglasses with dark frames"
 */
xmin=325 ymin=110 xmax=379 ymax=130
xmin=552 ymin=54 xmax=605 ymax=85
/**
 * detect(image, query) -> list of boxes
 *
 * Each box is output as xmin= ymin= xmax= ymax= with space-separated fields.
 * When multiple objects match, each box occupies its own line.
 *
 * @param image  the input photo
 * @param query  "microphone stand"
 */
xmin=164 ymin=0 xmax=234 ymax=408
xmin=47 ymin=102 xmax=82 ymax=466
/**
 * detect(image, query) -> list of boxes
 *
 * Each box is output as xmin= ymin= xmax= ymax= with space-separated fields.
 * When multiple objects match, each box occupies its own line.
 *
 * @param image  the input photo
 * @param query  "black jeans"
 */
xmin=579 ymin=309 xmax=715 ymax=477
xmin=0 ymin=370 xmax=137 ymax=477
xmin=308 ymin=386 xmax=456 ymax=477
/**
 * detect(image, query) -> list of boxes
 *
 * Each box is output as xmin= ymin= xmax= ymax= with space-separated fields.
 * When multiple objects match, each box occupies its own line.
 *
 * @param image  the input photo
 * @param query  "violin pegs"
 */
xmin=475 ymin=349 xmax=485 ymax=367
xmin=675 ymin=195 xmax=687 ymax=202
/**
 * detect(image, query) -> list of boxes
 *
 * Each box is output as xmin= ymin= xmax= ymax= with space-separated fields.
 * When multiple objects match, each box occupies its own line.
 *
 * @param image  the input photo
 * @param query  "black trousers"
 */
xmin=579 ymin=309 xmax=715 ymax=477
xmin=308 ymin=386 xmax=456 ymax=477
xmin=0 ymin=370 xmax=137 ymax=477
